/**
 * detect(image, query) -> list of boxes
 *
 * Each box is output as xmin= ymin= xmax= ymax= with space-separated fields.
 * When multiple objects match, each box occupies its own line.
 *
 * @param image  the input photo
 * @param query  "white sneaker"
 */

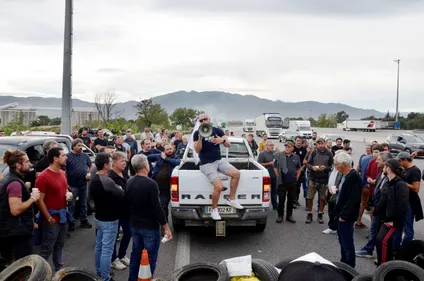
xmin=322 ymin=228 xmax=337 ymax=234
xmin=111 ymin=258 xmax=126 ymax=270
xmin=226 ymin=199 xmax=244 ymax=210
xmin=210 ymin=208 xmax=221 ymax=220
xmin=120 ymin=256 xmax=130 ymax=266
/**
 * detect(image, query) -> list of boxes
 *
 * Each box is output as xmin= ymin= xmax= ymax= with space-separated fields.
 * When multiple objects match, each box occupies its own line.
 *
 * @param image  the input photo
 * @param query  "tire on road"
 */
xmin=51 ymin=267 xmax=101 ymax=281
xmin=352 ymin=273 xmax=373 ymax=281
xmin=0 ymin=254 xmax=52 ymax=281
xmin=251 ymin=259 xmax=280 ymax=281
xmin=171 ymin=216 xmax=185 ymax=232
xmin=274 ymin=259 xmax=291 ymax=271
xmin=331 ymin=261 xmax=359 ymax=280
xmin=373 ymin=260 xmax=424 ymax=281
xmin=171 ymin=262 xmax=229 ymax=281
xmin=395 ymin=240 xmax=424 ymax=263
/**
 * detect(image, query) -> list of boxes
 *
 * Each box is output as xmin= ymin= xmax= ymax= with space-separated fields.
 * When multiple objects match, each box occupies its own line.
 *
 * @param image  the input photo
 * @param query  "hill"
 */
xmin=0 ymin=91 xmax=384 ymax=120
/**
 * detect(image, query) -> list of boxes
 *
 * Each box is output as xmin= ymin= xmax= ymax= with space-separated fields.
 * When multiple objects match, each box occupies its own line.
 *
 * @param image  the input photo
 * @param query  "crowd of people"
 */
xmin=254 ymin=131 xmax=423 ymax=268
xmin=0 ymin=115 xmax=423 ymax=281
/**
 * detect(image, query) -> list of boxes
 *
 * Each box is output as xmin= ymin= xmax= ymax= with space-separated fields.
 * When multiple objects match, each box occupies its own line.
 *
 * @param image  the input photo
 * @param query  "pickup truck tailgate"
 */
xmin=177 ymin=170 xmax=265 ymax=205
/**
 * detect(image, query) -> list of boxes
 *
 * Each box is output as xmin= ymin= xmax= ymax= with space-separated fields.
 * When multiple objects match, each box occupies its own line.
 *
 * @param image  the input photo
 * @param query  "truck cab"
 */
xmin=170 ymin=137 xmax=270 ymax=232
xmin=255 ymin=113 xmax=283 ymax=138
xmin=243 ymin=119 xmax=256 ymax=132
xmin=289 ymin=120 xmax=313 ymax=139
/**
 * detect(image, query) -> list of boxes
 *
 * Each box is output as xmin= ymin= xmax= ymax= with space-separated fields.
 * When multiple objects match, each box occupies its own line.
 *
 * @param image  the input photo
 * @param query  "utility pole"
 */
xmin=61 ymin=0 xmax=73 ymax=135
xmin=394 ymin=59 xmax=400 ymax=124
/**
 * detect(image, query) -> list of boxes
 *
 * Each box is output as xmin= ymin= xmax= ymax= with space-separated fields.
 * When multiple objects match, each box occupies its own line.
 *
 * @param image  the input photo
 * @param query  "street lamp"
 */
xmin=394 ymin=59 xmax=400 ymax=125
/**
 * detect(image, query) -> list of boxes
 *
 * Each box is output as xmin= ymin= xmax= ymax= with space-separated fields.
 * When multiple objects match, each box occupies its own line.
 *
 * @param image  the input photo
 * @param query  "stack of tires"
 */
xmin=0 ymin=255 xmax=101 ymax=281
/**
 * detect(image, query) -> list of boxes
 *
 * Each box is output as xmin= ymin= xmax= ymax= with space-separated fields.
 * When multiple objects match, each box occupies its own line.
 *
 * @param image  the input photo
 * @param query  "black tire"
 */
xmin=0 ymin=254 xmax=52 ymax=281
xmin=254 ymin=223 xmax=267 ymax=232
xmin=274 ymin=259 xmax=291 ymax=270
xmin=414 ymin=253 xmax=424 ymax=269
xmin=171 ymin=262 xmax=229 ymax=281
xmin=252 ymin=259 xmax=279 ymax=281
xmin=172 ymin=216 xmax=185 ymax=232
xmin=352 ymin=273 xmax=373 ymax=281
xmin=332 ymin=261 xmax=359 ymax=280
xmin=395 ymin=240 xmax=424 ymax=263
xmin=373 ymin=260 xmax=424 ymax=281
xmin=51 ymin=267 xmax=101 ymax=281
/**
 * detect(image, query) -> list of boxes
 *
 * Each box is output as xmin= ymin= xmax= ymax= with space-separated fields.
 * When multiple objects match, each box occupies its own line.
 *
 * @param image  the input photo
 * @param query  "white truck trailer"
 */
xmin=340 ymin=120 xmax=382 ymax=132
xmin=254 ymin=113 xmax=283 ymax=138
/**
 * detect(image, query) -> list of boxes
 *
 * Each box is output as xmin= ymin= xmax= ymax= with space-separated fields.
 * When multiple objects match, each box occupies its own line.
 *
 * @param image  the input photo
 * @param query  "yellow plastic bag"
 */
xmin=230 ymin=272 xmax=260 ymax=281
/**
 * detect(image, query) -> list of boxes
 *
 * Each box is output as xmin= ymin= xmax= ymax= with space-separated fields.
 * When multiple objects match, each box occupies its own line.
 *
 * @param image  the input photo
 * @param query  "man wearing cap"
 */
xmin=395 ymin=152 xmax=423 ymax=247
xmin=376 ymin=159 xmax=409 ymax=265
xmin=306 ymin=138 xmax=333 ymax=224
xmin=193 ymin=114 xmax=243 ymax=221
xmin=273 ymin=140 xmax=301 ymax=223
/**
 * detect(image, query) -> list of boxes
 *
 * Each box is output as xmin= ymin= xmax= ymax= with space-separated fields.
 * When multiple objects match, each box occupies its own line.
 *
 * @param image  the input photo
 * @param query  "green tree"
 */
xmin=135 ymin=98 xmax=169 ymax=129
xmin=50 ymin=117 xmax=61 ymax=125
xmin=361 ymin=115 xmax=377 ymax=120
xmin=37 ymin=115 xmax=51 ymax=126
xmin=335 ymin=110 xmax=349 ymax=123
xmin=316 ymin=113 xmax=328 ymax=128
xmin=308 ymin=117 xmax=317 ymax=127
xmin=170 ymin=108 xmax=204 ymax=130
xmin=327 ymin=114 xmax=338 ymax=128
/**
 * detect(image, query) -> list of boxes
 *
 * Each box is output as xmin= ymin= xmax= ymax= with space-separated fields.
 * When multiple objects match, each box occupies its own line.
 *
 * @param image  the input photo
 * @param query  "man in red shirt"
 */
xmin=35 ymin=147 xmax=72 ymax=272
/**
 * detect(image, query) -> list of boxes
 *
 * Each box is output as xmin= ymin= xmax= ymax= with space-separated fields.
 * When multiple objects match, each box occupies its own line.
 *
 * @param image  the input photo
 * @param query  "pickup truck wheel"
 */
xmin=254 ymin=223 xmax=267 ymax=232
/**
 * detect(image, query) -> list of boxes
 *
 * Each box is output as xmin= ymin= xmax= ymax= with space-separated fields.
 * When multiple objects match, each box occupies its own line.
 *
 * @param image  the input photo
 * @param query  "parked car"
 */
xmin=278 ymin=130 xmax=301 ymax=143
xmin=0 ymin=135 xmax=96 ymax=215
xmin=386 ymin=134 xmax=424 ymax=156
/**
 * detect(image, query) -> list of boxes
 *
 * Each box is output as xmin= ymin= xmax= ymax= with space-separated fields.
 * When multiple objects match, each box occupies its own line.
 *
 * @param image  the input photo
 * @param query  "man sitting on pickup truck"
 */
xmin=193 ymin=114 xmax=244 ymax=221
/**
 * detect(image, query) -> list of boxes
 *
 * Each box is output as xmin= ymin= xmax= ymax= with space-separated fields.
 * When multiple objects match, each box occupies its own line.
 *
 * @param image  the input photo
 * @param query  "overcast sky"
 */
xmin=0 ymin=0 xmax=423 ymax=112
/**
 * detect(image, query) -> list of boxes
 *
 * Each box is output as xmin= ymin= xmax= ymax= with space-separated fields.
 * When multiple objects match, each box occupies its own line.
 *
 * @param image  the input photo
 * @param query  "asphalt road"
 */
xmin=52 ymin=126 xmax=423 ymax=281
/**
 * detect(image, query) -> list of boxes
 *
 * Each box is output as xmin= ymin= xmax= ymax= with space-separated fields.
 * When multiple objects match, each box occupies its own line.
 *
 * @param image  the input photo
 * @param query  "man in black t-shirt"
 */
xmin=79 ymin=128 xmax=91 ymax=148
xmin=293 ymin=136 xmax=308 ymax=208
xmin=331 ymin=138 xmax=343 ymax=156
xmin=396 ymin=152 xmax=423 ymax=248
xmin=92 ymin=129 xmax=108 ymax=153
xmin=193 ymin=114 xmax=244 ymax=221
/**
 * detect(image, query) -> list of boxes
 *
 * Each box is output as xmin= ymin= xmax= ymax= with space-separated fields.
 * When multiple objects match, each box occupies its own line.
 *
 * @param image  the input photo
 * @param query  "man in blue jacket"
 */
xmin=147 ymin=144 xmax=181 ymax=221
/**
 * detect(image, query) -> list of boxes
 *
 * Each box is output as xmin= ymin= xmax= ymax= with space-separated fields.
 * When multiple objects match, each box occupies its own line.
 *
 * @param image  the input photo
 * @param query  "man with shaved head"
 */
xmin=193 ymin=114 xmax=243 ymax=220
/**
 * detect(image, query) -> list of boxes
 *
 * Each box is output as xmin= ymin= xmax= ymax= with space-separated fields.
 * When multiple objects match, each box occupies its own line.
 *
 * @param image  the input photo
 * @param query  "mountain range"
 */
xmin=0 ymin=91 xmax=384 ymax=120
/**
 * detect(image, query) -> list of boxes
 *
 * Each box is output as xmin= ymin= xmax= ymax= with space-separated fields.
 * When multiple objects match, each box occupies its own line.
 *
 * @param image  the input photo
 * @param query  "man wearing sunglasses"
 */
xmin=193 ymin=114 xmax=244 ymax=220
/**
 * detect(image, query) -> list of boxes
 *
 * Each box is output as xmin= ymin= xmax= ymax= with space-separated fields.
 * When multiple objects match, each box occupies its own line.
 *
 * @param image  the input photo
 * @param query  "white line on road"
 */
xmin=174 ymin=231 xmax=190 ymax=271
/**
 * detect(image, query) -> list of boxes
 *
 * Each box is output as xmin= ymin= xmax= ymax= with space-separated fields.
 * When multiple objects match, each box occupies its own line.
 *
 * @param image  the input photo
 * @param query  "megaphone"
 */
xmin=198 ymin=123 xmax=213 ymax=138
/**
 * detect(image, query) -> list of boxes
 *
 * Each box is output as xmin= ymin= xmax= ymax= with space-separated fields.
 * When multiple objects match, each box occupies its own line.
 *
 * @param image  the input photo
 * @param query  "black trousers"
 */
xmin=295 ymin=171 xmax=305 ymax=202
xmin=327 ymin=192 xmax=337 ymax=230
xmin=0 ymin=235 xmax=33 ymax=263
xmin=278 ymin=183 xmax=296 ymax=217
xmin=376 ymin=223 xmax=397 ymax=265
xmin=159 ymin=185 xmax=171 ymax=222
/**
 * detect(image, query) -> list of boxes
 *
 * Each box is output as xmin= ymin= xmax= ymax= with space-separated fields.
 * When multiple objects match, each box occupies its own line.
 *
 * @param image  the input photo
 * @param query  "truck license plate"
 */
xmin=204 ymin=206 xmax=236 ymax=214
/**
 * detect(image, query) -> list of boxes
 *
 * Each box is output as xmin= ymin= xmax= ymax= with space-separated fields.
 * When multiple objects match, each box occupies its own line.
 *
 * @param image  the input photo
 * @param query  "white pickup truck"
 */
xmin=170 ymin=137 xmax=270 ymax=232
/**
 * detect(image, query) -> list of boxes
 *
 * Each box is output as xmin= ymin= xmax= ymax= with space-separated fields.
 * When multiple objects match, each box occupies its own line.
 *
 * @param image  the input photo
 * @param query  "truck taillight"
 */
xmin=171 ymin=176 xmax=179 ymax=202
xmin=262 ymin=176 xmax=270 ymax=202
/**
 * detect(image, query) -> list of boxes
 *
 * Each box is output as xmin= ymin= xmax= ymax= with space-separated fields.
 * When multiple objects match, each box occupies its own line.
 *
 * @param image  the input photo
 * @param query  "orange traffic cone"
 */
xmin=138 ymin=249 xmax=152 ymax=281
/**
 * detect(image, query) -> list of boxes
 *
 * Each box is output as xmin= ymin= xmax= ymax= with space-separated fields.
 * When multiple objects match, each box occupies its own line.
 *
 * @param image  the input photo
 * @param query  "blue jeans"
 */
xmin=69 ymin=184 xmax=88 ymax=223
xmin=40 ymin=222 xmax=68 ymax=271
xmin=270 ymin=177 xmax=278 ymax=209
xmin=94 ymin=219 xmax=119 ymax=281
xmin=337 ymin=220 xmax=356 ymax=268
xmin=363 ymin=216 xmax=379 ymax=253
xmin=128 ymin=227 xmax=161 ymax=281
xmin=112 ymin=218 xmax=132 ymax=261
xmin=402 ymin=206 xmax=415 ymax=246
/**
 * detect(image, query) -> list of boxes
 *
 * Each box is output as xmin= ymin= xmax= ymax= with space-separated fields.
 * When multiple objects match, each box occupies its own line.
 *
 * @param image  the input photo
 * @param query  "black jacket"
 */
xmin=334 ymin=169 xmax=362 ymax=222
xmin=0 ymin=170 xmax=34 ymax=238
xmin=377 ymin=176 xmax=409 ymax=228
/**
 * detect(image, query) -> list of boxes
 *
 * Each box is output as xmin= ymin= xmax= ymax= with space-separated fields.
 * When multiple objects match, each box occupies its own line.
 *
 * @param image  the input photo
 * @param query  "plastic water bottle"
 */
xmin=161 ymin=235 xmax=170 ymax=244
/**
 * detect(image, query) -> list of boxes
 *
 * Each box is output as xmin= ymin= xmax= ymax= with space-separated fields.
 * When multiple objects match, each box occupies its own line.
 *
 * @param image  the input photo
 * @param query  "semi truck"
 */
xmin=243 ymin=119 xmax=256 ymax=132
xmin=340 ymin=120 xmax=381 ymax=132
xmin=289 ymin=120 xmax=313 ymax=139
xmin=254 ymin=113 xmax=283 ymax=138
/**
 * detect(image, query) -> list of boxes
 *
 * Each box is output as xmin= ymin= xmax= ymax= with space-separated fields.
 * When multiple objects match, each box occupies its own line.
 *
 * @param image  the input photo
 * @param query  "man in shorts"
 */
xmin=193 ymin=114 xmax=243 ymax=220
xmin=306 ymin=138 xmax=334 ymax=224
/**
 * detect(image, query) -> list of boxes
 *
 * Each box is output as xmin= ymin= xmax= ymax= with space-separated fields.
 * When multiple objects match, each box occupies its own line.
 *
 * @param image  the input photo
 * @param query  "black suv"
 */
xmin=0 ymin=135 xmax=96 ymax=214
xmin=386 ymin=133 xmax=424 ymax=156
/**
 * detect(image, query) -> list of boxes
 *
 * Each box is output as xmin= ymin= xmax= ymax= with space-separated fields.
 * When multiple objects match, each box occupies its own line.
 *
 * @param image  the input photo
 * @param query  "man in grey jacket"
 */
xmin=306 ymin=138 xmax=334 ymax=224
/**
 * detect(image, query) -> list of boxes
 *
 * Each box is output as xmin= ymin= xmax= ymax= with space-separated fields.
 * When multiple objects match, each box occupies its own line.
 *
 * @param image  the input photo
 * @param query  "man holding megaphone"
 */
xmin=193 ymin=114 xmax=244 ymax=221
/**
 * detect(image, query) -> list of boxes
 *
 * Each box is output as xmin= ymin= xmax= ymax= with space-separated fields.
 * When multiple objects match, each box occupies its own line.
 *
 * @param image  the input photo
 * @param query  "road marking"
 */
xmin=174 ymin=231 xmax=190 ymax=270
